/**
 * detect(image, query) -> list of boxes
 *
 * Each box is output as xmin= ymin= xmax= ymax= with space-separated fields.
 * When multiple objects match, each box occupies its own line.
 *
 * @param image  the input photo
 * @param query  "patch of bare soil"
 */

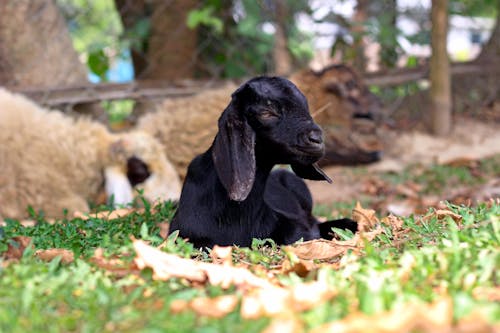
xmin=308 ymin=117 xmax=500 ymax=205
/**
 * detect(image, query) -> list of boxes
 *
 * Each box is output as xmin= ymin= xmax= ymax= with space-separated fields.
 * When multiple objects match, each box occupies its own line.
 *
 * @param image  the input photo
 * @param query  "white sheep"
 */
xmin=137 ymin=65 xmax=383 ymax=179
xmin=0 ymin=88 xmax=181 ymax=220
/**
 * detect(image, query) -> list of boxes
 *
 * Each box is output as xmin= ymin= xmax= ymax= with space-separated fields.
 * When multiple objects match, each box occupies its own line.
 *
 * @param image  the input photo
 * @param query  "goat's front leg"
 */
xmin=317 ymin=218 xmax=358 ymax=240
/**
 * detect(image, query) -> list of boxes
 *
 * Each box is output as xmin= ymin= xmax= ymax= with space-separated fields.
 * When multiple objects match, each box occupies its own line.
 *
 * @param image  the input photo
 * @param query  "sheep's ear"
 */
xmin=104 ymin=166 xmax=134 ymax=206
xmin=291 ymin=163 xmax=332 ymax=183
xmin=264 ymin=171 xmax=312 ymax=220
xmin=126 ymin=156 xmax=151 ymax=187
xmin=323 ymin=81 xmax=346 ymax=97
xmin=212 ymin=103 xmax=256 ymax=201
xmin=109 ymin=138 xmax=128 ymax=161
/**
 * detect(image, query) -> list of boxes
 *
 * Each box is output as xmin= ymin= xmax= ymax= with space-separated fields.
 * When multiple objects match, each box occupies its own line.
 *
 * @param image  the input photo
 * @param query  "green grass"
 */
xmin=1 ymin=157 xmax=499 ymax=332
xmin=1 ymin=202 xmax=498 ymax=332
xmin=380 ymin=154 xmax=500 ymax=195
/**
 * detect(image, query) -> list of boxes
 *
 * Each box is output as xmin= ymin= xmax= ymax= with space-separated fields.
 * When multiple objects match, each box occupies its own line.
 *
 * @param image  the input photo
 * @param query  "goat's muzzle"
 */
xmin=296 ymin=127 xmax=325 ymax=158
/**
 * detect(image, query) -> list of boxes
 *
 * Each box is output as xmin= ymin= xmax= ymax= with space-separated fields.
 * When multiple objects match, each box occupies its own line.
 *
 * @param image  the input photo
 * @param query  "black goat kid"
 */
xmin=169 ymin=76 xmax=357 ymax=248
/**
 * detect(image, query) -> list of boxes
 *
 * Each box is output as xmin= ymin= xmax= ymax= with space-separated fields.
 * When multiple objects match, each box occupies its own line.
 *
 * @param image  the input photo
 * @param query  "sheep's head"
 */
xmin=106 ymin=131 xmax=181 ymax=206
xmin=291 ymin=64 xmax=384 ymax=166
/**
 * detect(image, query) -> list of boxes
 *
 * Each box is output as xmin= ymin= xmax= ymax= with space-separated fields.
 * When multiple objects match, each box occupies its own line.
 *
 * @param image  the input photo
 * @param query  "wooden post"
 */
xmin=429 ymin=0 xmax=452 ymax=136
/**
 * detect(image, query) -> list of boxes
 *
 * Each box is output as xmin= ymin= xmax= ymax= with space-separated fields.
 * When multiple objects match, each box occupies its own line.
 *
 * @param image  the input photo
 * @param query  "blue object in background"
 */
xmin=88 ymin=49 xmax=135 ymax=83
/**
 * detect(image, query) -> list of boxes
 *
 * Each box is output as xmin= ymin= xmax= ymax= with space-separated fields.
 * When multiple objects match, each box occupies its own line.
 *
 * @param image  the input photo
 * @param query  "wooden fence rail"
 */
xmin=5 ymin=61 xmax=497 ymax=107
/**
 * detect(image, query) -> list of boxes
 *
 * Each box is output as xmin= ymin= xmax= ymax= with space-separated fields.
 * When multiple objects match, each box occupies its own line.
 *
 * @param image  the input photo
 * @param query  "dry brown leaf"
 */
xmin=156 ymin=222 xmax=170 ymax=239
xmin=473 ymin=286 xmax=500 ymax=302
xmin=240 ymin=286 xmax=291 ymax=318
xmin=280 ymin=259 xmax=317 ymax=277
xmin=0 ymin=220 xmax=35 ymax=227
xmin=2 ymin=236 xmax=32 ymax=260
xmin=352 ymin=201 xmax=379 ymax=231
xmin=74 ymin=207 xmax=144 ymax=220
xmin=240 ymin=280 xmax=335 ymax=319
xmin=287 ymin=226 xmax=384 ymax=260
xmin=35 ymin=249 xmax=75 ymax=264
xmin=89 ymin=248 xmax=137 ymax=276
xmin=290 ymin=280 xmax=336 ymax=311
xmin=170 ymin=295 xmax=239 ymax=318
xmin=310 ymin=297 xmax=453 ymax=333
xmin=0 ymin=218 xmax=58 ymax=227
xmin=210 ymin=245 xmax=233 ymax=266
xmin=262 ymin=316 xmax=303 ymax=333
xmin=381 ymin=214 xmax=404 ymax=232
xmin=453 ymin=310 xmax=500 ymax=333
xmin=434 ymin=209 xmax=463 ymax=223
xmin=133 ymin=239 xmax=273 ymax=289
xmin=441 ymin=156 xmax=477 ymax=167
xmin=285 ymin=239 xmax=356 ymax=260
xmin=394 ymin=183 xmax=420 ymax=199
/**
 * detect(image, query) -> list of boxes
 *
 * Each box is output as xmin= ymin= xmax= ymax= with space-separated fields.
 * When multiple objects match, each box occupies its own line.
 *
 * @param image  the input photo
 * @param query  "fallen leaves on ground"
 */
xmin=286 ymin=226 xmax=383 ymax=261
xmin=74 ymin=207 xmax=144 ymax=220
xmin=170 ymin=295 xmax=239 ymax=318
xmin=3 ymin=201 xmax=496 ymax=332
xmin=310 ymin=296 xmax=454 ymax=333
xmin=35 ymin=248 xmax=75 ymax=264
xmin=286 ymin=202 xmax=384 ymax=260
xmin=133 ymin=238 xmax=273 ymax=289
xmin=132 ymin=238 xmax=497 ymax=333
xmin=2 ymin=244 xmax=136 ymax=275
xmin=2 ymin=236 xmax=32 ymax=261
xmin=309 ymin=295 xmax=498 ymax=333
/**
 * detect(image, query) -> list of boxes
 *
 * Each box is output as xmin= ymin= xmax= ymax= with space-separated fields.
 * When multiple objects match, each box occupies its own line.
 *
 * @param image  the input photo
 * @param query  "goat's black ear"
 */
xmin=291 ymin=163 xmax=332 ymax=183
xmin=212 ymin=102 xmax=256 ymax=201
xmin=264 ymin=170 xmax=312 ymax=220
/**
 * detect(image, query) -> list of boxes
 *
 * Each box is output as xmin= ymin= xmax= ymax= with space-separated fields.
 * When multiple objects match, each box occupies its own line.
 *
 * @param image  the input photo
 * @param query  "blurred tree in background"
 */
xmin=0 ymin=0 xmax=105 ymax=118
xmin=429 ymin=0 xmax=451 ymax=136
xmin=1 ymin=0 xmax=497 ymax=133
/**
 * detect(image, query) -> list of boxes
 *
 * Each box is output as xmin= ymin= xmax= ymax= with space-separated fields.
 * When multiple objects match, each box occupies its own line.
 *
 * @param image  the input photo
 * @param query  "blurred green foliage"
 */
xmin=56 ymin=0 xmax=123 ymax=71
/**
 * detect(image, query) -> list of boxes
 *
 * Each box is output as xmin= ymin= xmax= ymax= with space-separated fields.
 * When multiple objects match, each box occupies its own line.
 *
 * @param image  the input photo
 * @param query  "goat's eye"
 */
xmin=257 ymin=110 xmax=279 ymax=121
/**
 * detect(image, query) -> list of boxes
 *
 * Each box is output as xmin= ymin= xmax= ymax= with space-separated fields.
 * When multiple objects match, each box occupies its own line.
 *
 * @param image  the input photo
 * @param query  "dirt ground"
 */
xmin=307 ymin=116 xmax=500 ymax=206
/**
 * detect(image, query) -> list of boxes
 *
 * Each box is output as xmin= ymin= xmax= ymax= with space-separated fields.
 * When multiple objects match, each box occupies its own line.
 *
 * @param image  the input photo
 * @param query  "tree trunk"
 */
xmin=114 ymin=0 xmax=149 ymax=76
xmin=379 ymin=0 xmax=399 ymax=69
xmin=272 ymin=0 xmax=292 ymax=76
xmin=114 ymin=0 xmax=198 ymax=120
xmin=429 ymin=0 xmax=451 ymax=136
xmin=0 ymin=0 xmax=103 ymax=118
xmin=477 ymin=0 xmax=500 ymax=63
xmin=115 ymin=0 xmax=207 ymax=80
xmin=351 ymin=0 xmax=368 ymax=72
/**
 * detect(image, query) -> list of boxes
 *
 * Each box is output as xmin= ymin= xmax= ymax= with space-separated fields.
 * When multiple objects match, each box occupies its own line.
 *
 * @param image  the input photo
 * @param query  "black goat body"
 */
xmin=169 ymin=76 xmax=357 ymax=248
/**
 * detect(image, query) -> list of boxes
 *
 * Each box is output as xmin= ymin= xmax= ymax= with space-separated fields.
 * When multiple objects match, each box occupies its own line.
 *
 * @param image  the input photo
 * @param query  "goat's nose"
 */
xmin=307 ymin=129 xmax=323 ymax=145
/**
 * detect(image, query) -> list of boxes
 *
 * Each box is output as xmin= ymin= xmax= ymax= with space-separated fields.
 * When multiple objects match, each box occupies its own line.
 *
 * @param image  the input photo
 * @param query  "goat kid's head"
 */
xmin=213 ymin=76 xmax=331 ymax=202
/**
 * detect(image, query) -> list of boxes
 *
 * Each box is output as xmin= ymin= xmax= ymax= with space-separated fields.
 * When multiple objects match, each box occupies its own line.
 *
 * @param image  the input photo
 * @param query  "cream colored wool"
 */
xmin=0 ymin=88 xmax=181 ymax=220
xmin=138 ymin=83 xmax=237 ymax=179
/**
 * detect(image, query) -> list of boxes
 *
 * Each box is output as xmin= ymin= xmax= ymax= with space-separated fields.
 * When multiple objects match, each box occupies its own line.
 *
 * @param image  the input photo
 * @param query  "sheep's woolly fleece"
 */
xmin=138 ymin=83 xmax=237 ymax=179
xmin=0 ymin=88 xmax=181 ymax=220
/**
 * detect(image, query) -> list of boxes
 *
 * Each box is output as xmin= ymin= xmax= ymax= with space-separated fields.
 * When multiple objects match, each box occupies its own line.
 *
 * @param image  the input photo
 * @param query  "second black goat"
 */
xmin=168 ymin=76 xmax=357 ymax=248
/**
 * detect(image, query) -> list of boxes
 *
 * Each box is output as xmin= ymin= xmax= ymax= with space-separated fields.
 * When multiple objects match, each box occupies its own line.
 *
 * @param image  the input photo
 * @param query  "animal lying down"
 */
xmin=0 ymin=88 xmax=181 ymax=220
xmin=168 ymin=76 xmax=357 ymax=248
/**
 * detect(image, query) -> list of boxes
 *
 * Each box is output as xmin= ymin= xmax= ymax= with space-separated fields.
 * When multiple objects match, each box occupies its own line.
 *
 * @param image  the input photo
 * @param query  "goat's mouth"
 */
xmin=292 ymin=143 xmax=325 ymax=159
